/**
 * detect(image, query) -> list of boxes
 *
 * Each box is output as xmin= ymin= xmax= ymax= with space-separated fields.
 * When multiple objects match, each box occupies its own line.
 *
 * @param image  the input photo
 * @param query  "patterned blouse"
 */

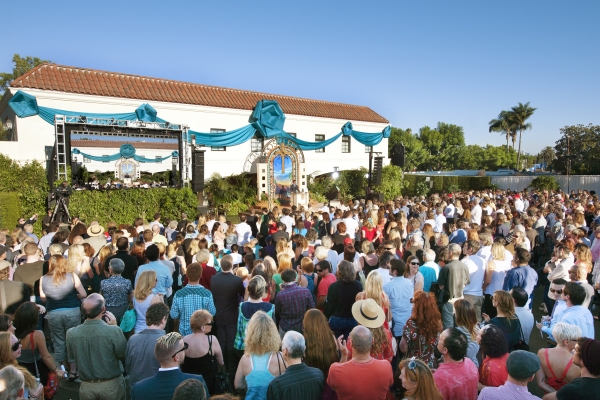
xmin=100 ymin=275 xmax=133 ymax=307
xmin=402 ymin=318 xmax=440 ymax=369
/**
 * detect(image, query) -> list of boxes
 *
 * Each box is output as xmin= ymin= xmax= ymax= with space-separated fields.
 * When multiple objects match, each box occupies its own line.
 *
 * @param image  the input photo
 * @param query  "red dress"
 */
xmin=544 ymin=348 xmax=574 ymax=391
xmin=479 ymin=353 xmax=509 ymax=387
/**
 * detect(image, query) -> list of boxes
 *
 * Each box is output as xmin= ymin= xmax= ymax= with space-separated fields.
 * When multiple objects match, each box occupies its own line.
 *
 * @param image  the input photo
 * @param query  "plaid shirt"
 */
xmin=275 ymin=283 xmax=314 ymax=333
xmin=170 ymin=284 xmax=216 ymax=336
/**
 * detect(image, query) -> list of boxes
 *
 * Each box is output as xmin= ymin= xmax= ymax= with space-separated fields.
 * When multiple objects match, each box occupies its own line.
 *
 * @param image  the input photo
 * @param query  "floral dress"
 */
xmin=402 ymin=318 xmax=439 ymax=369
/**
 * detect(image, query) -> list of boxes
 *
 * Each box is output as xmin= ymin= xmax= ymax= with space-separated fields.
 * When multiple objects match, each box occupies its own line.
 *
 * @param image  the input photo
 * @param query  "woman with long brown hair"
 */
xmin=399 ymin=291 xmax=442 ymax=368
xmin=482 ymin=290 xmax=523 ymax=350
xmin=303 ymin=309 xmax=346 ymax=400
xmin=397 ymin=357 xmax=443 ymax=400
xmin=67 ymin=222 xmax=88 ymax=245
xmin=453 ymin=299 xmax=480 ymax=367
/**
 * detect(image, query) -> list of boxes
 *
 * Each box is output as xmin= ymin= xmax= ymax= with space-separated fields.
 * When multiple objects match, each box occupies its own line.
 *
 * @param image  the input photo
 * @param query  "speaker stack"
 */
xmin=191 ymin=150 xmax=205 ymax=193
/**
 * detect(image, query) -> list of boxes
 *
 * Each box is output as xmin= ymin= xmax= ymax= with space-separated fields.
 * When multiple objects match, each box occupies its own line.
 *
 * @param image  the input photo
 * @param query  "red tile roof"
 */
xmin=71 ymin=140 xmax=178 ymax=150
xmin=11 ymin=64 xmax=389 ymax=124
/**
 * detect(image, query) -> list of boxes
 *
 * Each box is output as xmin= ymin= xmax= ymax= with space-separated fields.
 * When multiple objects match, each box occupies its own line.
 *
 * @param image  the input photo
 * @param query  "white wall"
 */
xmin=491 ymin=175 xmax=600 ymax=193
xmin=0 ymin=88 xmax=389 ymax=179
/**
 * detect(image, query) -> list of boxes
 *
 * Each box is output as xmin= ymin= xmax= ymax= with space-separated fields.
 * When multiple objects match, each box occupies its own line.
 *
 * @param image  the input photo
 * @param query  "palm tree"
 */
xmin=204 ymin=172 xmax=232 ymax=212
xmin=511 ymin=102 xmax=536 ymax=170
xmin=488 ymin=110 xmax=516 ymax=152
xmin=538 ymin=146 xmax=556 ymax=170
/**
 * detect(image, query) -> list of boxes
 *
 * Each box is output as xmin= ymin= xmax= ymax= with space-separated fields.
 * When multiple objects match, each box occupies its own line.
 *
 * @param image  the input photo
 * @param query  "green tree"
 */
xmin=529 ymin=176 xmax=559 ymax=191
xmin=418 ymin=122 xmax=465 ymax=170
xmin=553 ymin=124 xmax=600 ymax=174
xmin=372 ymin=165 xmax=404 ymax=200
xmin=488 ymin=110 xmax=517 ymax=151
xmin=538 ymin=146 xmax=556 ymax=168
xmin=387 ymin=127 xmax=429 ymax=171
xmin=0 ymin=54 xmax=51 ymax=93
xmin=510 ymin=102 xmax=537 ymax=170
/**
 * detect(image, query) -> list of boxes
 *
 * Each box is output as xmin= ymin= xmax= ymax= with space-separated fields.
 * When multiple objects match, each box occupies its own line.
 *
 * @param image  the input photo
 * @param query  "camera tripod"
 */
xmin=51 ymin=196 xmax=71 ymax=224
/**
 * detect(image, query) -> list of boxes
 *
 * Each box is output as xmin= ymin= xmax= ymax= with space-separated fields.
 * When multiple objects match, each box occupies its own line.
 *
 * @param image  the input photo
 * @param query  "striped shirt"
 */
xmin=170 ymin=284 xmax=216 ymax=336
xmin=477 ymin=381 xmax=540 ymax=399
xmin=266 ymin=363 xmax=324 ymax=400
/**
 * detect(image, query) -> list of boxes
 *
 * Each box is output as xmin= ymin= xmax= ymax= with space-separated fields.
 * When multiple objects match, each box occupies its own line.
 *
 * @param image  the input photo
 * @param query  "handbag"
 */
xmin=512 ymin=321 xmax=530 ymax=351
xmin=208 ymin=335 xmax=232 ymax=394
xmin=30 ymin=333 xmax=59 ymax=399
xmin=119 ymin=304 xmax=136 ymax=333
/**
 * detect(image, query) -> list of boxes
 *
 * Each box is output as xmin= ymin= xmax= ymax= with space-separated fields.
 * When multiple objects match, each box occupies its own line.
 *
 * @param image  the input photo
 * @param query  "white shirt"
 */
xmin=235 ymin=222 xmax=252 ymax=246
xmin=514 ymin=199 xmax=524 ymax=212
xmin=206 ymin=219 xmax=216 ymax=232
xmin=230 ymin=252 xmax=243 ymax=265
xmin=462 ymin=255 xmax=486 ymax=297
xmin=471 ymin=205 xmax=482 ymax=225
xmin=433 ymin=213 xmax=446 ymax=233
xmin=444 ymin=204 xmax=456 ymax=219
xmin=279 ymin=215 xmax=294 ymax=234
xmin=515 ymin=306 xmax=535 ymax=345
xmin=476 ymin=245 xmax=492 ymax=262
xmin=374 ymin=268 xmax=392 ymax=285
xmin=343 ymin=217 xmax=359 ymax=240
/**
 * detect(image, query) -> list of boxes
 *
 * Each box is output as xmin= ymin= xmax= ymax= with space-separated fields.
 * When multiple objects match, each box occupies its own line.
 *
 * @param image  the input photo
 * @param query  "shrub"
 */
xmin=69 ymin=188 xmax=198 ymax=226
xmin=0 ymin=192 xmax=21 ymax=230
xmin=528 ymin=176 xmax=560 ymax=191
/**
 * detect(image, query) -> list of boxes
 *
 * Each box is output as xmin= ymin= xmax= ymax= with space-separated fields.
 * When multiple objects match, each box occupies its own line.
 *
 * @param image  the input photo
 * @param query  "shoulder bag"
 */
xmin=209 ymin=335 xmax=232 ymax=394
xmin=30 ymin=333 xmax=59 ymax=399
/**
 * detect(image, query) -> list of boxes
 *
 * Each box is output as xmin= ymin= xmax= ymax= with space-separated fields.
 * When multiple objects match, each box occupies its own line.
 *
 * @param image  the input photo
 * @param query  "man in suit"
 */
xmin=131 ymin=332 xmax=210 ymax=400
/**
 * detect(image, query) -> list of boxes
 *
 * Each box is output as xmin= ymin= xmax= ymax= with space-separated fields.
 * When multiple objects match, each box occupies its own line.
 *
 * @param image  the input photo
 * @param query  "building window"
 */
xmin=83 ymin=157 xmax=91 ymax=163
xmin=287 ymin=132 xmax=297 ymax=138
xmin=155 ymin=156 xmax=163 ymax=162
xmin=210 ymin=129 xmax=226 ymax=151
xmin=102 ymin=155 xmax=109 ymax=163
xmin=365 ymin=146 xmax=373 ymax=153
xmin=315 ymin=135 xmax=325 ymax=153
xmin=251 ymin=135 xmax=264 ymax=152
xmin=342 ymin=136 xmax=351 ymax=153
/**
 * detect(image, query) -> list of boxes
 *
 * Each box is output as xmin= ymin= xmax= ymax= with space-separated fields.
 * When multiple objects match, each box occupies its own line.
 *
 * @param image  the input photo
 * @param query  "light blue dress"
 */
xmin=245 ymin=353 xmax=276 ymax=400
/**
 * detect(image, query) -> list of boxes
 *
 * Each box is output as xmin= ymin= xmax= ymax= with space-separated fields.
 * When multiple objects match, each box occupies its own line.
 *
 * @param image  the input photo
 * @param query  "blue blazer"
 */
xmin=131 ymin=368 xmax=209 ymax=400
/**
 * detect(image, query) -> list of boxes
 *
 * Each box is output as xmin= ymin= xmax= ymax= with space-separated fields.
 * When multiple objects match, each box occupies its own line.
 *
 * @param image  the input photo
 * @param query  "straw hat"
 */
xmin=87 ymin=224 xmax=105 ymax=237
xmin=352 ymin=298 xmax=385 ymax=328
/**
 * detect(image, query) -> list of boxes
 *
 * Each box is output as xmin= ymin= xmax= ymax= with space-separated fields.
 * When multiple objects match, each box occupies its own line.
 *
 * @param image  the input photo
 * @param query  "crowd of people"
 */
xmin=1 ymin=187 xmax=600 ymax=400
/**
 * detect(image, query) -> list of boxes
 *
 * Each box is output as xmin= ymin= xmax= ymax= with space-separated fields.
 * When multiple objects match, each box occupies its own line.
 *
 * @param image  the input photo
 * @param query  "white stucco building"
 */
xmin=0 ymin=64 xmax=389 ymax=183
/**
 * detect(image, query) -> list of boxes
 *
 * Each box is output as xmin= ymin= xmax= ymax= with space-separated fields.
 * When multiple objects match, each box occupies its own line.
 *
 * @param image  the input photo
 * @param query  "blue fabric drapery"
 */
xmin=72 ymin=144 xmax=178 ymax=163
xmin=9 ymin=90 xmax=391 ymax=150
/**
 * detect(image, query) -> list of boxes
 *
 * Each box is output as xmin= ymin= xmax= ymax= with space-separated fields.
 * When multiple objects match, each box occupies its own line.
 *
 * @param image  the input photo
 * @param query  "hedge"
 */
xmin=69 ymin=188 xmax=198 ymax=227
xmin=403 ymin=175 xmax=491 ymax=196
xmin=0 ymin=192 xmax=21 ymax=230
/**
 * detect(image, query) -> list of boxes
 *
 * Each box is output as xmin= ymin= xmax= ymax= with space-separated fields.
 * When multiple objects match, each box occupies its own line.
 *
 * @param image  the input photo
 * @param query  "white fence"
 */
xmin=491 ymin=175 xmax=600 ymax=193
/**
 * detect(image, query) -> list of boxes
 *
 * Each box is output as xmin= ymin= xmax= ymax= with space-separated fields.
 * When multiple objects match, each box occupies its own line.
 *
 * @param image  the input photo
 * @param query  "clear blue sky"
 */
xmin=3 ymin=0 xmax=599 ymax=154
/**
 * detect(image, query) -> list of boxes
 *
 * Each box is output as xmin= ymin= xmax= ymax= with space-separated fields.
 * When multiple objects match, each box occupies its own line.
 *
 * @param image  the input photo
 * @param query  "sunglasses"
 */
xmin=410 ymin=262 xmax=419 ymax=266
xmin=550 ymin=289 xmax=563 ymax=294
xmin=11 ymin=341 xmax=21 ymax=352
xmin=171 ymin=342 xmax=189 ymax=358
xmin=408 ymin=356 xmax=417 ymax=371
xmin=315 ymin=269 xmax=324 ymax=273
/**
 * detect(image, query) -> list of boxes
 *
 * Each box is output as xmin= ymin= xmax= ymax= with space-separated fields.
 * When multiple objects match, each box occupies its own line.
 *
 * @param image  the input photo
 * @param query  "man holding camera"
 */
xmin=66 ymin=293 xmax=127 ymax=400
xmin=52 ymin=180 xmax=73 ymax=223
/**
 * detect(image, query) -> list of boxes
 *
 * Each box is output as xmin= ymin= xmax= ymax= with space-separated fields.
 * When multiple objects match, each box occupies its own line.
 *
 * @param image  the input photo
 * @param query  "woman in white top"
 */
xmin=133 ymin=270 xmax=163 ymax=333
xmin=482 ymin=242 xmax=511 ymax=319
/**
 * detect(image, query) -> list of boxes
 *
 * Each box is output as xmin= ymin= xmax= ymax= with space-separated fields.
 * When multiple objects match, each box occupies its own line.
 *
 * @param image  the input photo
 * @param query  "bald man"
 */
xmin=327 ymin=326 xmax=393 ymax=400
xmin=66 ymin=293 xmax=127 ymax=400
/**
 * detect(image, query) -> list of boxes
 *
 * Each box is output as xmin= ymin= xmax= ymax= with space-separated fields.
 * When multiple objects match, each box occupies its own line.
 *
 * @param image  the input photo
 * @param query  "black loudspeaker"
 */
xmin=191 ymin=151 xmax=205 ymax=193
xmin=71 ymin=160 xmax=79 ymax=182
xmin=373 ymin=156 xmax=383 ymax=186
xmin=391 ymin=143 xmax=405 ymax=167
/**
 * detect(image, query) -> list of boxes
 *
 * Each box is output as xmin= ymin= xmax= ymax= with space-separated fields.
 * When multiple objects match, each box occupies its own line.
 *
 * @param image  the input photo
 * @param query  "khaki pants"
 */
xmin=463 ymin=294 xmax=484 ymax=324
xmin=79 ymin=376 xmax=125 ymax=400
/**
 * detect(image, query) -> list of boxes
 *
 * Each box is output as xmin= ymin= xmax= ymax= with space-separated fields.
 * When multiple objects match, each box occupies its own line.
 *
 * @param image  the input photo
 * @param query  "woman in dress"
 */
xmin=39 ymin=255 xmax=86 ymax=378
xmin=100 ymin=259 xmax=133 ymax=323
xmin=348 ymin=298 xmax=393 ymax=362
xmin=477 ymin=324 xmax=509 ymax=390
xmin=361 ymin=218 xmax=380 ymax=244
xmin=453 ymin=299 xmax=480 ymax=367
xmin=356 ymin=272 xmax=391 ymax=329
xmin=536 ymin=322 xmax=581 ymax=394
xmin=405 ymin=255 xmax=424 ymax=293
xmin=181 ymin=310 xmax=224 ymax=395
xmin=13 ymin=302 xmax=64 ymax=385
xmin=225 ymin=223 xmax=238 ymax=250
xmin=482 ymin=290 xmax=523 ymax=351
xmin=234 ymin=311 xmax=285 ymax=400
xmin=133 ymin=270 xmax=163 ymax=333
xmin=325 ymin=261 xmax=363 ymax=340
xmin=331 ymin=222 xmax=350 ymax=254
xmin=273 ymin=253 xmax=292 ymax=295
xmin=482 ymin=242 xmax=511 ymax=319
xmin=320 ymin=212 xmax=332 ymax=239
xmin=400 ymin=291 xmax=442 ymax=369
xmin=185 ymin=238 xmax=201 ymax=266
xmin=0 ymin=332 xmax=44 ymax=399
xmin=211 ymin=222 xmax=225 ymax=251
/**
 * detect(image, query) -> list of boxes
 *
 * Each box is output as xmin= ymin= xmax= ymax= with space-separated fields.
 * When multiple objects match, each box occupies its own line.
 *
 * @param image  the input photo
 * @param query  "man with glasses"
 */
xmin=66 ymin=293 xmax=127 ymax=400
xmin=539 ymin=282 xmax=594 ymax=342
xmin=131 ymin=332 xmax=209 ymax=400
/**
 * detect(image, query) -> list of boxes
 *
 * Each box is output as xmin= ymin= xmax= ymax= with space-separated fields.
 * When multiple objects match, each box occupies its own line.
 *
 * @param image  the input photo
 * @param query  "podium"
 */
xmin=292 ymin=192 xmax=309 ymax=208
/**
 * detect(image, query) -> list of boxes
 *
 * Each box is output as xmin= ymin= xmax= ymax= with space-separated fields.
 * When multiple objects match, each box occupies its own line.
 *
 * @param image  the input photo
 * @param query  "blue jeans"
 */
xmin=328 ymin=316 xmax=357 ymax=341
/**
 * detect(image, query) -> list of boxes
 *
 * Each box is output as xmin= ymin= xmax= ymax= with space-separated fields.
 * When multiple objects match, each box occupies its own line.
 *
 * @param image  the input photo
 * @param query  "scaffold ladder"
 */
xmin=55 ymin=115 xmax=68 ymax=182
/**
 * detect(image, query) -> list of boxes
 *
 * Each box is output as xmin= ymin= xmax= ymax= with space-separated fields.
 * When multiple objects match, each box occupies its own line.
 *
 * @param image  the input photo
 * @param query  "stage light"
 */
xmin=80 ymin=115 xmax=87 ymax=123
xmin=332 ymin=172 xmax=339 ymax=179
xmin=164 ymin=122 xmax=170 ymax=129
xmin=364 ymin=173 xmax=369 ymax=178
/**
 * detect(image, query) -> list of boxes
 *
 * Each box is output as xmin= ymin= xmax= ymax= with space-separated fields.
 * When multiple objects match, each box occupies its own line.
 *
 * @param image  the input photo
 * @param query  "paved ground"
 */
xmin=53 ymin=285 xmax=598 ymax=399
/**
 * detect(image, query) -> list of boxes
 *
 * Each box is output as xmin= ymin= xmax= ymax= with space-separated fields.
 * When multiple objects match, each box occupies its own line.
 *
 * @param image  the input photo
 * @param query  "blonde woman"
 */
xmin=0 ymin=333 xmax=44 ymax=399
xmin=356 ymin=272 xmax=391 ymax=327
xmin=275 ymin=237 xmax=294 ymax=259
xmin=67 ymin=244 xmax=93 ymax=281
xmin=185 ymin=238 xmax=201 ymax=266
xmin=96 ymin=245 xmax=114 ymax=278
xmin=39 ymin=255 xmax=86 ymax=373
xmin=234 ymin=311 xmax=285 ymax=396
xmin=133 ymin=270 xmax=163 ymax=333
xmin=225 ymin=223 xmax=237 ymax=250
xmin=482 ymin=242 xmax=511 ymax=319
xmin=273 ymin=253 xmax=292 ymax=294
